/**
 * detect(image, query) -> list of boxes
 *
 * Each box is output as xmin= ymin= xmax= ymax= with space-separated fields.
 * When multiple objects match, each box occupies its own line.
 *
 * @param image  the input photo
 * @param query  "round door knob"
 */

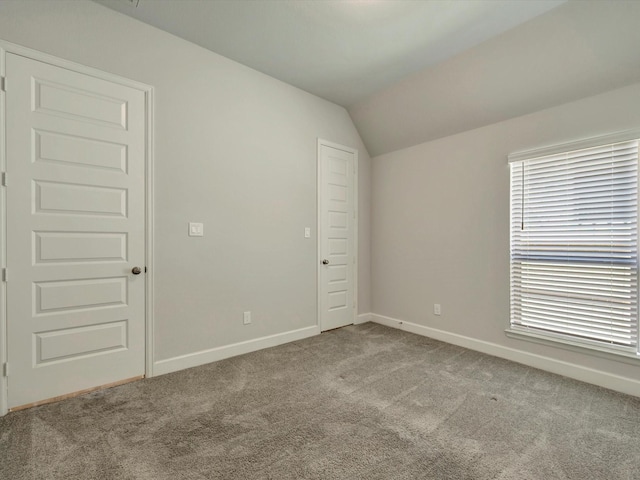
xmin=322 ymin=259 xmax=329 ymax=265
xmin=132 ymin=266 xmax=142 ymax=275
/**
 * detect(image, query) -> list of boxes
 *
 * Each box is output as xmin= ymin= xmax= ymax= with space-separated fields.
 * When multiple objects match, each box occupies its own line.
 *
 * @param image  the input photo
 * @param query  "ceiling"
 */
xmin=94 ymin=0 xmax=640 ymax=157
xmin=351 ymin=0 xmax=640 ymax=156
xmin=94 ymin=0 xmax=564 ymax=107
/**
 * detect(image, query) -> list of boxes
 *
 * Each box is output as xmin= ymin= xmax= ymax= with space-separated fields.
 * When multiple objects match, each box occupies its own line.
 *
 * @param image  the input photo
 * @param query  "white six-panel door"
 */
xmin=319 ymin=141 xmax=356 ymax=331
xmin=5 ymin=53 xmax=147 ymax=409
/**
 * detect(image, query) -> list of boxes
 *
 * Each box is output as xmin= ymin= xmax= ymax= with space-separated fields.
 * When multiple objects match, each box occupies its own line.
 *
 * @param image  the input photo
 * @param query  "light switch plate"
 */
xmin=304 ymin=227 xmax=311 ymax=238
xmin=189 ymin=222 xmax=204 ymax=237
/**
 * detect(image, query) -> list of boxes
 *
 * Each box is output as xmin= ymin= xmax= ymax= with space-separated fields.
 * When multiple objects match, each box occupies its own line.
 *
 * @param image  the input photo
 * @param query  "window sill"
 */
xmin=505 ymin=328 xmax=640 ymax=367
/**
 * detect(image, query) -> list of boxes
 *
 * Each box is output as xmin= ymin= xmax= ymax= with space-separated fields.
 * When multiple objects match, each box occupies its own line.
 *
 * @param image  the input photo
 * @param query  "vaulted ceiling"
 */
xmin=95 ymin=0 xmax=640 ymax=157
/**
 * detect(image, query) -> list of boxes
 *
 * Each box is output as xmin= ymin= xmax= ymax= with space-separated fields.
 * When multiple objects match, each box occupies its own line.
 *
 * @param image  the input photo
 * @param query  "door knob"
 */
xmin=132 ymin=266 xmax=142 ymax=275
xmin=322 ymin=259 xmax=329 ymax=265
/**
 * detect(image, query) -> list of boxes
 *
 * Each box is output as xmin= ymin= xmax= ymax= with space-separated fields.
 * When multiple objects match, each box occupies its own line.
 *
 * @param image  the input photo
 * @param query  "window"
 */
xmin=509 ymin=133 xmax=639 ymax=357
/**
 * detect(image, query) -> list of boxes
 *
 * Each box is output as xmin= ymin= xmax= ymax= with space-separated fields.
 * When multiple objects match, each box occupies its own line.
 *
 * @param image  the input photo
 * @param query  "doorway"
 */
xmin=318 ymin=139 xmax=357 ymax=331
xmin=0 ymin=44 xmax=154 ymax=414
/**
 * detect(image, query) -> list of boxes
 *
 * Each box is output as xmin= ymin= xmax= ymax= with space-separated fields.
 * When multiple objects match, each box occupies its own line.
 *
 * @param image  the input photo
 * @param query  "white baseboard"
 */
xmin=154 ymin=325 xmax=321 ymax=376
xmin=355 ymin=312 xmax=372 ymax=324
xmin=371 ymin=314 xmax=640 ymax=398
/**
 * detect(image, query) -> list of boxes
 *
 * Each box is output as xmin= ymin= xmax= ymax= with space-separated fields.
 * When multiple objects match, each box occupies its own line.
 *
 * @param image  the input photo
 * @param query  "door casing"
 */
xmin=317 ymin=138 xmax=358 ymax=331
xmin=0 ymin=40 xmax=155 ymax=417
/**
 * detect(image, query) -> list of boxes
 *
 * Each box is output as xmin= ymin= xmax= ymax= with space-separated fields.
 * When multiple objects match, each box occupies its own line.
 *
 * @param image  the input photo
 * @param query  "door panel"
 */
xmin=35 ymin=321 xmax=127 ymax=365
xmin=319 ymin=143 xmax=356 ymax=331
xmin=6 ymin=53 xmax=146 ymax=409
xmin=34 ymin=231 xmax=128 ymax=264
xmin=34 ymin=129 xmax=128 ymax=172
xmin=34 ymin=78 xmax=128 ymax=129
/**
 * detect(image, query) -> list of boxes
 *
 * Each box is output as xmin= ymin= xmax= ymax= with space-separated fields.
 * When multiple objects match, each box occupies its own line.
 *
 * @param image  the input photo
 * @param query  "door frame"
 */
xmin=317 ymin=139 xmax=358 ymax=331
xmin=0 ymin=40 xmax=155 ymax=416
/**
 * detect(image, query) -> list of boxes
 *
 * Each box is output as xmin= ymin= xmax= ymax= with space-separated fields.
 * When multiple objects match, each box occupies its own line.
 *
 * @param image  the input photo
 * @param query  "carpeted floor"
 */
xmin=1 ymin=323 xmax=639 ymax=479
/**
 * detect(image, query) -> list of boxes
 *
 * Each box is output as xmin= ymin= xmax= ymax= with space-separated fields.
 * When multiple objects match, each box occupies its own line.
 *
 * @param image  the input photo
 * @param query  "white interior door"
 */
xmin=5 ymin=53 xmax=146 ymax=409
xmin=319 ymin=141 xmax=356 ymax=331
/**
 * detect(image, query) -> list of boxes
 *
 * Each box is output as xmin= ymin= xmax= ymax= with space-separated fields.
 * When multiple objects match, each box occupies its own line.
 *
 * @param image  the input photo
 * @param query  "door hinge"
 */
xmin=1 ymin=172 xmax=6 ymax=187
xmin=0 ymin=76 xmax=5 ymax=92
xmin=3 ymin=363 xmax=8 ymax=377
xmin=2 ymin=268 xmax=7 ymax=282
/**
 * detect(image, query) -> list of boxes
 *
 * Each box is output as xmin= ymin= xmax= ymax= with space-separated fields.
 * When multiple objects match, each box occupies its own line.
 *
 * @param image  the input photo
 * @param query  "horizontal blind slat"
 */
xmin=510 ymin=138 xmax=639 ymax=350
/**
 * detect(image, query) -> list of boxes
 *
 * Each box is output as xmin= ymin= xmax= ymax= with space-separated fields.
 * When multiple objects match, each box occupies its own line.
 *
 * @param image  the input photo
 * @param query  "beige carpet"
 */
xmin=1 ymin=323 xmax=639 ymax=479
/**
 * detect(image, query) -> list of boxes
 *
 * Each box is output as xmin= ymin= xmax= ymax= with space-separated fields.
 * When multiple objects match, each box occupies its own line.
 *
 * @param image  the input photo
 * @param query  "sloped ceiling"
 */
xmin=94 ymin=0 xmax=563 ymax=107
xmin=93 ymin=0 xmax=640 ymax=157
xmin=350 ymin=0 xmax=640 ymax=156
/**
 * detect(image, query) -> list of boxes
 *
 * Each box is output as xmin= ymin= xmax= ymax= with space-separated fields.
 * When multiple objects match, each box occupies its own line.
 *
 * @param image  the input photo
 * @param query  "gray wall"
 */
xmin=372 ymin=81 xmax=640 ymax=384
xmin=0 ymin=0 xmax=371 ymax=363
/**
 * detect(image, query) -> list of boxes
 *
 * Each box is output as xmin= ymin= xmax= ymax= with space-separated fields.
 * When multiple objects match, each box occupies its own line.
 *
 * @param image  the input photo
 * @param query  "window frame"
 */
xmin=507 ymin=129 xmax=640 ymax=363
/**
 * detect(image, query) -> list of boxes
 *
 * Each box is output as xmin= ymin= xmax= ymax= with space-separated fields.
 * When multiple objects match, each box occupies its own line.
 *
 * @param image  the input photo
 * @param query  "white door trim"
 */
xmin=0 ymin=40 xmax=155 ymax=416
xmin=317 ymin=138 xmax=358 ymax=331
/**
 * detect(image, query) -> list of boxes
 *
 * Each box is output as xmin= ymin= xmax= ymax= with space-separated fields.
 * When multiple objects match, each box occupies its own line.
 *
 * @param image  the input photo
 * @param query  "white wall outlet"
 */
xmin=304 ymin=227 xmax=311 ymax=238
xmin=189 ymin=222 xmax=204 ymax=237
xmin=243 ymin=311 xmax=252 ymax=325
xmin=434 ymin=304 xmax=441 ymax=316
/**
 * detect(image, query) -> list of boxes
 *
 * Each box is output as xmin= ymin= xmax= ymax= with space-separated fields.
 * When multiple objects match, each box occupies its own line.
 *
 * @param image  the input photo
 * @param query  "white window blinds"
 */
xmin=510 ymin=139 xmax=639 ymax=351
